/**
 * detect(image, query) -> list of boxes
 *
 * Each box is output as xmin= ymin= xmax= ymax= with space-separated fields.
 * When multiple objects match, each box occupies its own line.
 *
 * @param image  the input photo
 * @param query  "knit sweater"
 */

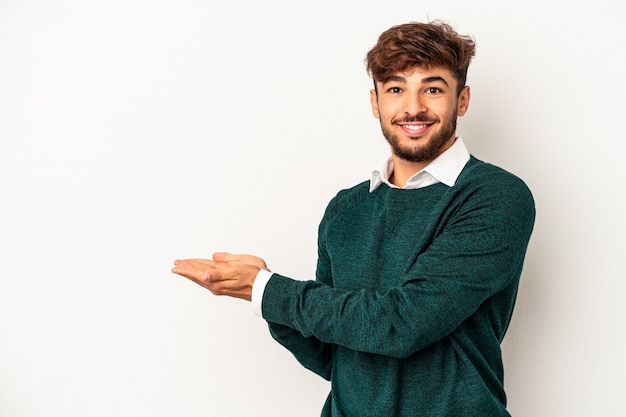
xmin=262 ymin=156 xmax=536 ymax=417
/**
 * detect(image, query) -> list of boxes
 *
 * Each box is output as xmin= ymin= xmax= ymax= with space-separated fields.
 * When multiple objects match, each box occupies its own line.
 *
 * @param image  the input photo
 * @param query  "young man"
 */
xmin=172 ymin=21 xmax=535 ymax=416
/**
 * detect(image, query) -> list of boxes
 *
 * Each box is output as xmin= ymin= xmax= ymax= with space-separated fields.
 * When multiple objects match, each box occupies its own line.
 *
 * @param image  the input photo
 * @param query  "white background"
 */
xmin=1 ymin=1 xmax=625 ymax=416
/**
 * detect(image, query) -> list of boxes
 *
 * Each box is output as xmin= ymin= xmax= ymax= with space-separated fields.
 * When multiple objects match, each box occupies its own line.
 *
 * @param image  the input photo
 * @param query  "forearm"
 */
xmin=267 ymin=321 xmax=334 ymax=380
xmin=262 ymin=274 xmax=448 ymax=358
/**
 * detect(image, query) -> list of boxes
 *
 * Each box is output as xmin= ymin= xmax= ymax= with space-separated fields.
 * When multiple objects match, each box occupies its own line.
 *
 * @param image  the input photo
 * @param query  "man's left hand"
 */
xmin=171 ymin=253 xmax=268 ymax=301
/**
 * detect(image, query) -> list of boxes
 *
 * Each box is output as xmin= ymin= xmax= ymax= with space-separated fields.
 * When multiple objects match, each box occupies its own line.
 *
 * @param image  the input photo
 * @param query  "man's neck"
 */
xmin=389 ymin=157 xmax=431 ymax=188
xmin=390 ymin=137 xmax=456 ymax=188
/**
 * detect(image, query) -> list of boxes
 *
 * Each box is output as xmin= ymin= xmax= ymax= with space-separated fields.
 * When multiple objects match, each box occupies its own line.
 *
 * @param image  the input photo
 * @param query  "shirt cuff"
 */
xmin=251 ymin=269 xmax=273 ymax=317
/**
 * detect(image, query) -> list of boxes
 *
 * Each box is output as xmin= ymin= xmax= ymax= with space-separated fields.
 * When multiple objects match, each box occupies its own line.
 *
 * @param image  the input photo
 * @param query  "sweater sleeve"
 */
xmin=262 ymin=172 xmax=535 ymax=359
xmin=265 ymin=218 xmax=337 ymax=380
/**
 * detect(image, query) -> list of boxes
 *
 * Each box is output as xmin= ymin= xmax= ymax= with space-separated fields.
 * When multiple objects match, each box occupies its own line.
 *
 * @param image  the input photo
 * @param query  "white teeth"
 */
xmin=405 ymin=125 xmax=426 ymax=131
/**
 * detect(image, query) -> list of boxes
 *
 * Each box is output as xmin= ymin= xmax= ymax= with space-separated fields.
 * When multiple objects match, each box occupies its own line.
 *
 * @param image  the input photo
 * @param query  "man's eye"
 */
xmin=426 ymin=87 xmax=441 ymax=94
xmin=388 ymin=87 xmax=402 ymax=93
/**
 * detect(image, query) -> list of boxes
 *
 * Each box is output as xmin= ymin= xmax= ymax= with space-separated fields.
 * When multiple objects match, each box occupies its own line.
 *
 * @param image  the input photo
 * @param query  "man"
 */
xmin=172 ymin=20 xmax=535 ymax=416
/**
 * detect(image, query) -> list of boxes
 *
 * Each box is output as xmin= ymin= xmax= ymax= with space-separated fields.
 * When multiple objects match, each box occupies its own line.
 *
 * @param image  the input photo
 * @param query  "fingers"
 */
xmin=212 ymin=252 xmax=269 ymax=271
xmin=171 ymin=260 xmax=212 ymax=284
xmin=177 ymin=252 xmax=268 ymax=271
xmin=171 ymin=258 xmax=259 ymax=301
xmin=171 ymin=258 xmax=256 ymax=284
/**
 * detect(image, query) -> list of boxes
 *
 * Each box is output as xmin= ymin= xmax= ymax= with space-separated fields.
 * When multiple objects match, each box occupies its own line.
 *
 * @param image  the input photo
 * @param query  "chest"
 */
xmin=323 ymin=189 xmax=449 ymax=291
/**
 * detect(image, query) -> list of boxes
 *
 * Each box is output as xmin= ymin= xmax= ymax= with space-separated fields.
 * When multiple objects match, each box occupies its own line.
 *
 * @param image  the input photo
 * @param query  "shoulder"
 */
xmin=459 ymin=156 xmax=533 ymax=200
xmin=455 ymin=156 xmax=536 ymax=226
xmin=326 ymin=180 xmax=371 ymax=211
xmin=317 ymin=180 xmax=371 ymax=230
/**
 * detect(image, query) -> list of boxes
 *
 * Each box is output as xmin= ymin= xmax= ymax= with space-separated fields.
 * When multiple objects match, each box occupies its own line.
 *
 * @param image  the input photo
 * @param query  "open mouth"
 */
xmin=397 ymin=123 xmax=433 ymax=137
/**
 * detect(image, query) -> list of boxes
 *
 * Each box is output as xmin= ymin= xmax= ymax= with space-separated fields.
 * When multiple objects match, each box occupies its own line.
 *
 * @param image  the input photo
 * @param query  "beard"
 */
xmin=380 ymin=111 xmax=457 ymax=163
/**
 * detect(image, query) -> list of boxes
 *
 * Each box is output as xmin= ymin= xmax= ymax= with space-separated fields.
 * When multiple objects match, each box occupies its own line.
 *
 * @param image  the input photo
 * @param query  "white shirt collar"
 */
xmin=369 ymin=137 xmax=470 ymax=192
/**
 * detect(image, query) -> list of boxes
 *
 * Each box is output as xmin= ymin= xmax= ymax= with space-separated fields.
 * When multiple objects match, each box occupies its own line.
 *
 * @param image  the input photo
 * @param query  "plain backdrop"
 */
xmin=1 ymin=1 xmax=625 ymax=416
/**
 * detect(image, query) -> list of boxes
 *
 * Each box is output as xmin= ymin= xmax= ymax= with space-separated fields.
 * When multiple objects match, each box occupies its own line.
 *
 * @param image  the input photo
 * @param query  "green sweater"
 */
xmin=262 ymin=156 xmax=535 ymax=416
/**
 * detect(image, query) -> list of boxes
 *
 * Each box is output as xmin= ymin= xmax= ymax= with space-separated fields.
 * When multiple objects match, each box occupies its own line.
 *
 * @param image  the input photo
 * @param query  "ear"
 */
xmin=370 ymin=89 xmax=380 ymax=119
xmin=457 ymin=85 xmax=471 ymax=116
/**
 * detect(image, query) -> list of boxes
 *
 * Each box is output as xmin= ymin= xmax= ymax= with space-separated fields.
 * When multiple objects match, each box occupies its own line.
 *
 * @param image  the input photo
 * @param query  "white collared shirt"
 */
xmin=369 ymin=137 xmax=470 ymax=192
xmin=252 ymin=138 xmax=471 ymax=317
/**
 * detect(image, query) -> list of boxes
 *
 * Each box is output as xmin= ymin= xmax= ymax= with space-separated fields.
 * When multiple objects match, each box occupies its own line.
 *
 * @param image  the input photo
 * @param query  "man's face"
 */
xmin=370 ymin=67 xmax=470 ymax=165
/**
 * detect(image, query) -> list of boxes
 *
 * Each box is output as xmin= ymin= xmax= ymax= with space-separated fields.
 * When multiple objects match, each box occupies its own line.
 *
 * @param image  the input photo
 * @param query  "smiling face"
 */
xmin=370 ymin=66 xmax=470 ymax=171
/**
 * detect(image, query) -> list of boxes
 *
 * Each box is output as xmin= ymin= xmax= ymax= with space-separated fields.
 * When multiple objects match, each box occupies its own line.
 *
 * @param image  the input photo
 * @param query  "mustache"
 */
xmin=392 ymin=114 xmax=439 ymax=124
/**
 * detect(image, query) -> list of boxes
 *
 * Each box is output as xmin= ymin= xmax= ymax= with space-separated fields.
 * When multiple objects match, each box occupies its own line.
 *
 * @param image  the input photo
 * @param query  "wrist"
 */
xmin=251 ymin=269 xmax=273 ymax=316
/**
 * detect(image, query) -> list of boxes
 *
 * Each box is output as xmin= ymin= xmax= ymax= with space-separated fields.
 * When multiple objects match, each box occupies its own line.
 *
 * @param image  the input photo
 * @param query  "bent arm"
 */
xmin=264 ymin=245 xmax=337 ymax=379
xmin=261 ymin=179 xmax=535 ymax=358
xmin=267 ymin=322 xmax=335 ymax=380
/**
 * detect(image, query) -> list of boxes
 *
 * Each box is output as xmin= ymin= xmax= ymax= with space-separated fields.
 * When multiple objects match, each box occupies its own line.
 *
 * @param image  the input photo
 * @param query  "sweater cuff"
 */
xmin=258 ymin=273 xmax=306 ymax=328
xmin=251 ymin=269 xmax=273 ymax=317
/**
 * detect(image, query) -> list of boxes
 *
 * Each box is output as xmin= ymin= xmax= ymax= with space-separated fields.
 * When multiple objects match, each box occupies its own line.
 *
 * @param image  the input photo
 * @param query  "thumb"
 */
xmin=212 ymin=252 xmax=237 ymax=263
xmin=212 ymin=252 xmax=268 ymax=271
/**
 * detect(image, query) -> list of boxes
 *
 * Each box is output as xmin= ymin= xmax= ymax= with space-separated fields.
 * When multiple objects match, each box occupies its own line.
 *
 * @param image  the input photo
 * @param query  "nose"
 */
xmin=403 ymin=93 xmax=426 ymax=115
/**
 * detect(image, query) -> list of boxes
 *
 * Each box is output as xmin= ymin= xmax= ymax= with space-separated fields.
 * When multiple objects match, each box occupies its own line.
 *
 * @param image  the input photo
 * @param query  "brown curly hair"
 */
xmin=366 ymin=20 xmax=476 ymax=95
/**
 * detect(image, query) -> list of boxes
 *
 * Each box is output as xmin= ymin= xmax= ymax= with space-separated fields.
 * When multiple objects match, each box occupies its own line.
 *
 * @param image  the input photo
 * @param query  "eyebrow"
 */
xmin=381 ymin=75 xmax=450 ymax=87
xmin=382 ymin=75 xmax=407 ymax=85
xmin=421 ymin=76 xmax=449 ymax=87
